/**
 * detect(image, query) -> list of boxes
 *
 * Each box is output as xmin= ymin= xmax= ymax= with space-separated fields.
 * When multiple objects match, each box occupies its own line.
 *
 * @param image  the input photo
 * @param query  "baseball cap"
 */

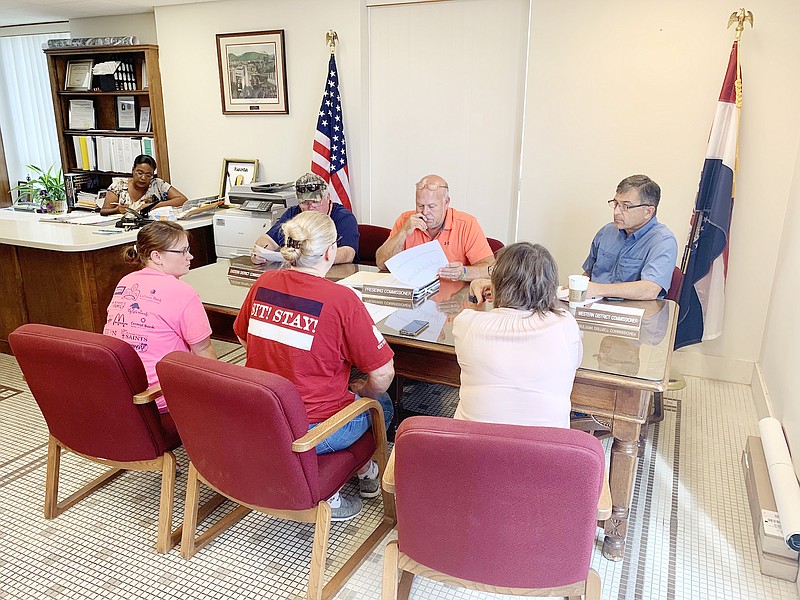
xmin=295 ymin=173 xmax=327 ymax=201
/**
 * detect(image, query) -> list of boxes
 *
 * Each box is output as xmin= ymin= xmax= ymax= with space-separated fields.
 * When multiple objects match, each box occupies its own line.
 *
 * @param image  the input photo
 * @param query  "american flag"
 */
xmin=311 ymin=54 xmax=352 ymax=211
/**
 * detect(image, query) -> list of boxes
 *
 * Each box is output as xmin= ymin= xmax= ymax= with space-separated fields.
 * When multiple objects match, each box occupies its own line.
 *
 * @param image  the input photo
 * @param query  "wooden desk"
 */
xmin=0 ymin=210 xmax=215 ymax=353
xmin=182 ymin=261 xmax=676 ymax=561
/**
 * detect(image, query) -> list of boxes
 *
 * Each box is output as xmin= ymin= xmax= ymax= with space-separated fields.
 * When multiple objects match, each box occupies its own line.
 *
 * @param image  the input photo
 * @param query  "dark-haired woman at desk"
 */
xmin=100 ymin=155 xmax=188 ymax=216
xmin=457 ymin=242 xmax=582 ymax=428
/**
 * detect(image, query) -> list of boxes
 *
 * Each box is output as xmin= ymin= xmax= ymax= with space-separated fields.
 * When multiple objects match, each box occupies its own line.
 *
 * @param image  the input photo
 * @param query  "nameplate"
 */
xmin=574 ymin=303 xmax=645 ymax=331
xmin=577 ymin=321 xmax=641 ymax=340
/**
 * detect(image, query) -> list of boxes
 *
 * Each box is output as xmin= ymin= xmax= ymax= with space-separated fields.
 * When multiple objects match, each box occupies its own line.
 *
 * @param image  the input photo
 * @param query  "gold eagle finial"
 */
xmin=727 ymin=8 xmax=754 ymax=33
xmin=326 ymin=30 xmax=339 ymax=55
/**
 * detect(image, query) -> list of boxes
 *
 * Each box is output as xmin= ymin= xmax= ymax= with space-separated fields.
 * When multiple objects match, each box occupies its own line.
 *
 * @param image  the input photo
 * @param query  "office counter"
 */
xmin=0 ymin=210 xmax=215 ymax=353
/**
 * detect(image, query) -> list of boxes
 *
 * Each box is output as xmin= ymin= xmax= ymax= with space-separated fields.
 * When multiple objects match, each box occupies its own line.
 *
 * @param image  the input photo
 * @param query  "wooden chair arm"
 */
xmin=382 ymin=448 xmax=396 ymax=494
xmin=597 ymin=467 xmax=612 ymax=521
xmin=133 ymin=384 xmax=162 ymax=405
xmin=291 ymin=397 xmax=382 ymax=453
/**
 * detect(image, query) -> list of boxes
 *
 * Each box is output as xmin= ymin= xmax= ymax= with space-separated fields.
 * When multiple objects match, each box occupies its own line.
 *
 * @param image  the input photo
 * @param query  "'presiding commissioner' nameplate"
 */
xmin=574 ymin=303 xmax=645 ymax=332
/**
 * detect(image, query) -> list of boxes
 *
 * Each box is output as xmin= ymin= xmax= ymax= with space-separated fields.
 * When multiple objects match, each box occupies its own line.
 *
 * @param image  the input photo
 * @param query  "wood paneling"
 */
xmin=0 ymin=224 xmax=214 ymax=353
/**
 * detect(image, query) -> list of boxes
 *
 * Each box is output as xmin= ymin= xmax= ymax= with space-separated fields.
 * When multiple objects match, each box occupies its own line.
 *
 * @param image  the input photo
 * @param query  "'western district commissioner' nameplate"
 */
xmin=574 ymin=303 xmax=645 ymax=332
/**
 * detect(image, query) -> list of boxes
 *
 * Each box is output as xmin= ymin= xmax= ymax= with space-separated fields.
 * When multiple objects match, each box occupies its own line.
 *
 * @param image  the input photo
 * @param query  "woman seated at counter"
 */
xmin=100 ymin=155 xmax=188 ymax=216
xmin=103 ymin=221 xmax=216 ymax=413
xmin=457 ymin=242 xmax=582 ymax=428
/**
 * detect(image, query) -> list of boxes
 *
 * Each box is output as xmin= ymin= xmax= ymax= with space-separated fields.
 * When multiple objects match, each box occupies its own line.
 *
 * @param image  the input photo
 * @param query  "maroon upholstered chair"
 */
xmin=156 ymin=351 xmax=395 ymax=600
xmin=358 ymin=224 xmax=391 ymax=266
xmin=665 ymin=266 xmax=684 ymax=302
xmin=382 ymin=416 xmax=611 ymax=600
xmin=487 ymin=237 xmax=505 ymax=256
xmin=646 ymin=265 xmax=685 ymax=424
xmin=8 ymin=323 xmax=181 ymax=553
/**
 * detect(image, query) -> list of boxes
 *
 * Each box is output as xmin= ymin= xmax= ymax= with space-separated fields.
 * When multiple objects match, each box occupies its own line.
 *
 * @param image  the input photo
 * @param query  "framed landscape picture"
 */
xmin=216 ymin=30 xmax=289 ymax=115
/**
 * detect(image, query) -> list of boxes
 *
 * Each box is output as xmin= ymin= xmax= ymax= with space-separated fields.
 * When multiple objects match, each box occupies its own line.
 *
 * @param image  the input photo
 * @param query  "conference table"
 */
xmin=182 ymin=259 xmax=677 ymax=561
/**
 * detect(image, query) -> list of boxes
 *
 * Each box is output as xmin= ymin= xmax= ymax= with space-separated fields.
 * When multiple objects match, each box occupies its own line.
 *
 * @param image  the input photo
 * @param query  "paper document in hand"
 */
xmin=384 ymin=241 xmax=447 ymax=288
xmin=252 ymin=245 xmax=285 ymax=264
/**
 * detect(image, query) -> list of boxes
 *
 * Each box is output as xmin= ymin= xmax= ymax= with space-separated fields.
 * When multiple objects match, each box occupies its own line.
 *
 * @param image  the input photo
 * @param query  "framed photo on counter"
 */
xmin=115 ymin=96 xmax=136 ymax=130
xmin=220 ymin=158 xmax=259 ymax=198
xmin=65 ymin=59 xmax=93 ymax=91
xmin=216 ymin=30 xmax=289 ymax=115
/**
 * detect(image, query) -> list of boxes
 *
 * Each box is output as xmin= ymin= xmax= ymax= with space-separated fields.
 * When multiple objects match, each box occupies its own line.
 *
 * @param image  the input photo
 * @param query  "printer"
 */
xmin=214 ymin=183 xmax=298 ymax=258
xmin=213 ymin=205 xmax=287 ymax=258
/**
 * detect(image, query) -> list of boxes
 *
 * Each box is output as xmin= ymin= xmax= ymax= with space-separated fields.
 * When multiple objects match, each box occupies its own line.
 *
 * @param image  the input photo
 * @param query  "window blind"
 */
xmin=0 ymin=32 xmax=69 ymax=188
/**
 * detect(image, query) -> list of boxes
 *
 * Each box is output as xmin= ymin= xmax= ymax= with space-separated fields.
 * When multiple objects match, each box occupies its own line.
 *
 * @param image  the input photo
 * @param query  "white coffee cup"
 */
xmin=568 ymin=275 xmax=590 ymax=308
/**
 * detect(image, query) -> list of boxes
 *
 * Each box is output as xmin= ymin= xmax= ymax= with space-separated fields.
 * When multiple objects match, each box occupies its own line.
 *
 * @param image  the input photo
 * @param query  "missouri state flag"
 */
xmin=311 ymin=54 xmax=352 ymax=211
xmin=675 ymin=42 xmax=740 ymax=349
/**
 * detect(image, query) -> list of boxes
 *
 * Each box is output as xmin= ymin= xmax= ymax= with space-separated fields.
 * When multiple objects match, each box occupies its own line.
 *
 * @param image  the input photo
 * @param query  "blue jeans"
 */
xmin=308 ymin=393 xmax=394 ymax=455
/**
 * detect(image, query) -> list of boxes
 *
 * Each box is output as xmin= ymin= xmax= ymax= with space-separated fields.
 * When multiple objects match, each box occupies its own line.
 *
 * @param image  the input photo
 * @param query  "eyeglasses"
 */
xmin=133 ymin=170 xmax=154 ymax=179
xmin=296 ymin=182 xmax=325 ymax=194
xmin=162 ymin=247 xmax=191 ymax=256
xmin=415 ymin=182 xmax=449 ymax=192
xmin=299 ymin=197 xmax=324 ymax=206
xmin=608 ymin=199 xmax=651 ymax=212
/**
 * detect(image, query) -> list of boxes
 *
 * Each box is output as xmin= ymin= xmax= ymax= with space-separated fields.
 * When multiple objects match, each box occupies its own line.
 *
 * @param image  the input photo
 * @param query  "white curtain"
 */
xmin=0 ymin=32 xmax=69 ymax=188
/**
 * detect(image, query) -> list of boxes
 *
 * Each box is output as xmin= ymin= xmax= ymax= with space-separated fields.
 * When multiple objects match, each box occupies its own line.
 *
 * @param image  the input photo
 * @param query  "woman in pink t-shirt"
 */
xmin=104 ymin=221 xmax=216 ymax=412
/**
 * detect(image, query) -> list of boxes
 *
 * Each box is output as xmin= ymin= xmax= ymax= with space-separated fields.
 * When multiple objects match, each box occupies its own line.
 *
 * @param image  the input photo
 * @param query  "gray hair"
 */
xmin=616 ymin=174 xmax=661 ymax=209
xmin=280 ymin=211 xmax=336 ymax=268
xmin=491 ymin=242 xmax=561 ymax=316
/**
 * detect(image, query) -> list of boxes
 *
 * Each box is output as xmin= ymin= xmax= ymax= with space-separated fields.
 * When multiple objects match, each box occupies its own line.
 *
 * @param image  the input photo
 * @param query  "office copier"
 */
xmin=213 ymin=183 xmax=297 ymax=258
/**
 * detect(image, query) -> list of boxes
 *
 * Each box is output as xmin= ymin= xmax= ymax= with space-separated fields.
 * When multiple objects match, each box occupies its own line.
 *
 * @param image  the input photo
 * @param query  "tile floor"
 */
xmin=0 ymin=340 xmax=798 ymax=600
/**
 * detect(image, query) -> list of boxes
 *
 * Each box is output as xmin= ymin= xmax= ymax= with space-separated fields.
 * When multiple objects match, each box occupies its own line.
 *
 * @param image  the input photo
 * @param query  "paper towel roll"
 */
xmin=758 ymin=417 xmax=800 ymax=552
xmin=759 ymin=417 xmax=794 ymax=469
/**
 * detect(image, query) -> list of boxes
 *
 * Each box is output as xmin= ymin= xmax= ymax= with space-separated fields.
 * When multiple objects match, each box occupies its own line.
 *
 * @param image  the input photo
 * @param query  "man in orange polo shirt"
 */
xmin=375 ymin=174 xmax=495 ymax=282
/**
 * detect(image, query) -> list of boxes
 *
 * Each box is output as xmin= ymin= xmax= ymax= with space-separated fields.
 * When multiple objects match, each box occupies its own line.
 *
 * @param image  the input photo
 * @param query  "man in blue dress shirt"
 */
xmin=582 ymin=174 xmax=678 ymax=300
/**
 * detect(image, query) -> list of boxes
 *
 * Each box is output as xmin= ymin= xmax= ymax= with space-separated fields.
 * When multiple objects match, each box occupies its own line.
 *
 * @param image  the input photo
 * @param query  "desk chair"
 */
xmin=649 ymin=266 xmax=685 ymax=423
xmin=358 ymin=224 xmax=391 ymax=266
xmin=9 ymin=324 xmax=181 ymax=553
xmin=382 ymin=416 xmax=611 ymax=600
xmin=487 ymin=237 xmax=505 ymax=256
xmin=156 ymin=351 xmax=396 ymax=600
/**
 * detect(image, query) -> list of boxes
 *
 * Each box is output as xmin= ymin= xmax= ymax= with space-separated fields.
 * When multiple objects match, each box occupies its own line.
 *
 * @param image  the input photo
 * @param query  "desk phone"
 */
xmin=240 ymin=200 xmax=274 ymax=212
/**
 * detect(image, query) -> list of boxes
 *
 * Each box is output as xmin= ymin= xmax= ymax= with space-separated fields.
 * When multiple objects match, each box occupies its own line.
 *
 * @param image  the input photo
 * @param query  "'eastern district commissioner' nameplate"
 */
xmin=574 ymin=303 xmax=645 ymax=333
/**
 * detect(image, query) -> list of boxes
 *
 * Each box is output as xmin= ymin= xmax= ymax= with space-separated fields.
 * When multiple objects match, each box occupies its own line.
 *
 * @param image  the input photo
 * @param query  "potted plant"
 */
xmin=12 ymin=165 xmax=67 ymax=214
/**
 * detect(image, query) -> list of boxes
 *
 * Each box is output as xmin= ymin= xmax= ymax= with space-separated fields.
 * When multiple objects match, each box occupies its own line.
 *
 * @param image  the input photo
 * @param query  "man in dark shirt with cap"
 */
xmin=251 ymin=172 xmax=359 ymax=264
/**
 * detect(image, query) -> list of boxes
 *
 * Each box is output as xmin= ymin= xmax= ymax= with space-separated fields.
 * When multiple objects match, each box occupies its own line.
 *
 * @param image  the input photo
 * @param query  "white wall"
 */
xmin=69 ymin=13 xmax=157 ymax=44
xmin=519 ymin=0 xmax=800 ymax=375
xmin=131 ymin=0 xmax=800 ymax=381
xmin=759 ymin=135 xmax=800 ymax=473
xmin=367 ymin=0 xmax=529 ymax=239
xmin=154 ymin=0 xmax=362 ymax=204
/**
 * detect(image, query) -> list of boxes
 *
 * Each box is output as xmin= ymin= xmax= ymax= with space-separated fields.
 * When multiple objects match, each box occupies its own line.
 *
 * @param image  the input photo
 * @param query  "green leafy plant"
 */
xmin=12 ymin=165 xmax=66 ymax=212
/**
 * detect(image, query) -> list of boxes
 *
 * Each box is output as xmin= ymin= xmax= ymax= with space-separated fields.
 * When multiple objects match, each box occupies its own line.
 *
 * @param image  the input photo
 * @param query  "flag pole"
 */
xmin=727 ymin=8 xmax=752 ymax=199
xmin=679 ymin=9 xmax=753 ymax=275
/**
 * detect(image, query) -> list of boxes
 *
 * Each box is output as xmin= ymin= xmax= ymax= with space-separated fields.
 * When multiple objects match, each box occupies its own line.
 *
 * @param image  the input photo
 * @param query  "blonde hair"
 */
xmin=280 ymin=211 xmax=336 ymax=268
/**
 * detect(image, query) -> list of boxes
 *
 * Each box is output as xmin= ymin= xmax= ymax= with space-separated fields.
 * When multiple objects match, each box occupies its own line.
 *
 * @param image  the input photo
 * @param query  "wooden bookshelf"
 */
xmin=44 ymin=44 xmax=170 ymax=184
